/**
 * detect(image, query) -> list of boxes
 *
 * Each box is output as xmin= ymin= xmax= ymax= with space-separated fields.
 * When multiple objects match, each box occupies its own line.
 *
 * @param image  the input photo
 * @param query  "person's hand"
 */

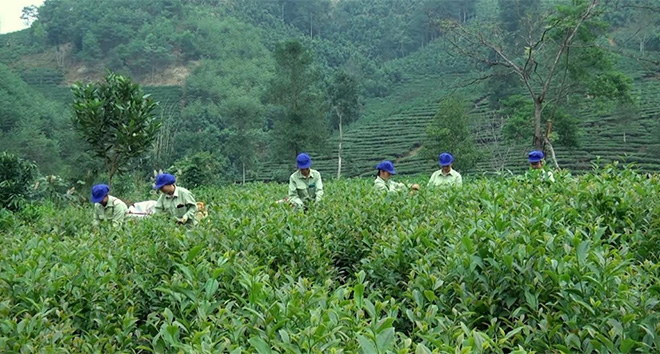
xmin=411 ymin=184 xmax=420 ymax=191
xmin=177 ymin=216 xmax=188 ymax=224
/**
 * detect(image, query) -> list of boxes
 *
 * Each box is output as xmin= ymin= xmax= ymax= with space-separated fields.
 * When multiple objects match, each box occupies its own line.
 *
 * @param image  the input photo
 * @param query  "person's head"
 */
xmin=154 ymin=173 xmax=177 ymax=195
xmin=439 ymin=152 xmax=454 ymax=174
xmin=297 ymin=153 xmax=312 ymax=177
xmin=91 ymin=184 xmax=110 ymax=205
xmin=376 ymin=160 xmax=396 ymax=180
xmin=528 ymin=150 xmax=544 ymax=170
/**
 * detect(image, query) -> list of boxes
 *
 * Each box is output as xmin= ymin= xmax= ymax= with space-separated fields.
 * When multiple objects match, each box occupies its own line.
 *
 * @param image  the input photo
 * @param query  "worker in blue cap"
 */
xmin=91 ymin=184 xmax=127 ymax=227
xmin=374 ymin=160 xmax=419 ymax=193
xmin=428 ymin=152 xmax=462 ymax=188
xmin=287 ymin=153 xmax=324 ymax=209
xmin=527 ymin=150 xmax=555 ymax=182
xmin=153 ymin=173 xmax=198 ymax=225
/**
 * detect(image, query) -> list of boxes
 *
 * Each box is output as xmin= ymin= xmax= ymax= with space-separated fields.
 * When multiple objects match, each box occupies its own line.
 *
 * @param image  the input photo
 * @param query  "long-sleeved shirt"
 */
xmin=154 ymin=186 xmax=198 ymax=225
xmin=525 ymin=169 xmax=556 ymax=183
xmin=93 ymin=195 xmax=127 ymax=227
xmin=288 ymin=169 xmax=324 ymax=208
xmin=427 ymin=168 xmax=463 ymax=188
xmin=374 ymin=176 xmax=408 ymax=193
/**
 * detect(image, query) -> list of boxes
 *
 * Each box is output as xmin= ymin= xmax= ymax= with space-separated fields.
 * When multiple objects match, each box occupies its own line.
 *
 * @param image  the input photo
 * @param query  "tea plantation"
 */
xmin=1 ymin=165 xmax=659 ymax=353
xmin=307 ymin=75 xmax=660 ymax=178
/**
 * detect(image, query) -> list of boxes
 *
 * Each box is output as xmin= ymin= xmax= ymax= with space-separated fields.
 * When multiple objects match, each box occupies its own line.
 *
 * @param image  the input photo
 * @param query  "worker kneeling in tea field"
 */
xmin=374 ymin=160 xmax=420 ymax=193
xmin=286 ymin=153 xmax=324 ymax=209
xmin=527 ymin=150 xmax=555 ymax=183
xmin=427 ymin=152 xmax=462 ymax=188
xmin=153 ymin=173 xmax=198 ymax=226
xmin=91 ymin=184 xmax=127 ymax=227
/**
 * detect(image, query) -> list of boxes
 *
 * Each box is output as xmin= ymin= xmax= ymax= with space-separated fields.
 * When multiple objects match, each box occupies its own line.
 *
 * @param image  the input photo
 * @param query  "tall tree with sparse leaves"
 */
xmin=71 ymin=72 xmax=159 ymax=184
xmin=446 ymin=0 xmax=632 ymax=167
xmin=329 ymin=70 xmax=360 ymax=178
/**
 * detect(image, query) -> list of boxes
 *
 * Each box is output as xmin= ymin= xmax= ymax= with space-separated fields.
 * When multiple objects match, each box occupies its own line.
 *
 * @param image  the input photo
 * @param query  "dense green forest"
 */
xmin=1 ymin=0 xmax=659 ymax=186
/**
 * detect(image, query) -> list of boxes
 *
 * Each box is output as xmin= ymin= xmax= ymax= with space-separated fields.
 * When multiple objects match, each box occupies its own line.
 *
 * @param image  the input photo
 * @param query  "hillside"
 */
xmin=306 ymin=73 xmax=660 ymax=178
xmin=7 ymin=45 xmax=660 ymax=180
xmin=1 ymin=0 xmax=659 ymax=183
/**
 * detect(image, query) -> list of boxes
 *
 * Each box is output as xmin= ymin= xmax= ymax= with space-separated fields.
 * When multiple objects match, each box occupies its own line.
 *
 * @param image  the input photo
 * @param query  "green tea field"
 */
xmin=1 ymin=165 xmax=659 ymax=353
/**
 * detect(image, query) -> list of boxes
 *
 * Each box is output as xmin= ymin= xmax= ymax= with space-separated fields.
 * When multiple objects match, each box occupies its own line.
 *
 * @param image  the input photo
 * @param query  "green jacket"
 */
xmin=288 ymin=169 xmax=324 ymax=208
xmin=93 ymin=195 xmax=127 ymax=227
xmin=154 ymin=186 xmax=198 ymax=225
xmin=428 ymin=168 xmax=463 ymax=187
xmin=374 ymin=176 xmax=408 ymax=193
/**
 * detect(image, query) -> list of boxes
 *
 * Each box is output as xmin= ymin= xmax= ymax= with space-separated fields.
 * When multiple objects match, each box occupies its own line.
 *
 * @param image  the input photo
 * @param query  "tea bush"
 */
xmin=0 ymin=164 xmax=658 ymax=353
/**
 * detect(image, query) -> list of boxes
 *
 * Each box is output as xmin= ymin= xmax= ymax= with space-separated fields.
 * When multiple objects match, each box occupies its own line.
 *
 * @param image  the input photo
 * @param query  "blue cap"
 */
xmin=439 ymin=153 xmax=454 ymax=167
xmin=91 ymin=184 xmax=109 ymax=203
xmin=376 ymin=160 xmax=396 ymax=174
xmin=528 ymin=150 xmax=544 ymax=163
xmin=297 ymin=153 xmax=312 ymax=169
xmin=153 ymin=173 xmax=176 ymax=189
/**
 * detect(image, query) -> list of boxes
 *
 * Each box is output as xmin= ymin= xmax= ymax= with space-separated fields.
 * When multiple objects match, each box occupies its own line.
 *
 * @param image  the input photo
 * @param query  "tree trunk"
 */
xmin=533 ymin=98 xmax=544 ymax=149
xmin=337 ymin=110 xmax=343 ymax=179
xmin=544 ymin=136 xmax=559 ymax=169
xmin=108 ymin=165 xmax=117 ymax=187
xmin=107 ymin=153 xmax=120 ymax=186
xmin=242 ymin=162 xmax=246 ymax=185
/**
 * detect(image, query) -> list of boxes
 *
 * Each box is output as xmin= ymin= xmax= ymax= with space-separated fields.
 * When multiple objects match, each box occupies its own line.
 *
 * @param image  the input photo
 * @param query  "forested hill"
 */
xmin=1 ymin=0 xmax=659 ymax=185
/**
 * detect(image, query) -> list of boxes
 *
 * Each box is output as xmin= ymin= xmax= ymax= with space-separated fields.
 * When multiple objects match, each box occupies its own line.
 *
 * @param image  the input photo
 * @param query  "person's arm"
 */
xmin=180 ymin=190 xmax=198 ymax=224
xmin=111 ymin=201 xmax=128 ymax=226
xmin=288 ymin=175 xmax=304 ymax=208
xmin=546 ymin=170 xmax=556 ymax=183
xmin=427 ymin=172 xmax=437 ymax=187
xmin=93 ymin=205 xmax=101 ymax=227
xmin=314 ymin=172 xmax=324 ymax=202
xmin=154 ymin=195 xmax=164 ymax=214
xmin=456 ymin=174 xmax=463 ymax=187
xmin=393 ymin=181 xmax=409 ymax=193
xmin=374 ymin=178 xmax=388 ymax=193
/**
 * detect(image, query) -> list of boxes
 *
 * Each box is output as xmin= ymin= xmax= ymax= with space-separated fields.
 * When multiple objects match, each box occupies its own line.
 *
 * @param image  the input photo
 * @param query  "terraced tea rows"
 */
xmin=305 ymin=76 xmax=660 ymax=179
xmin=25 ymin=72 xmax=660 ymax=181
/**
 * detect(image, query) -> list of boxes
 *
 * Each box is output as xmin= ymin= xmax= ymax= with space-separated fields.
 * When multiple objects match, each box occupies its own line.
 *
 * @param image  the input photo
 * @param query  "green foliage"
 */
xmin=267 ymin=40 xmax=328 ymax=159
xmin=497 ymin=0 xmax=540 ymax=34
xmin=19 ymin=67 xmax=64 ymax=86
xmin=220 ymin=96 xmax=266 ymax=181
xmin=328 ymin=70 xmax=361 ymax=129
xmin=38 ymin=0 xmax=183 ymax=76
xmin=169 ymin=152 xmax=229 ymax=188
xmin=423 ymin=98 xmax=479 ymax=172
xmin=501 ymin=95 xmax=581 ymax=149
xmin=71 ymin=72 xmax=160 ymax=183
xmin=0 ymin=0 xmax=657 ymax=181
xmin=0 ymin=63 xmax=69 ymax=174
xmin=33 ymin=175 xmax=85 ymax=206
xmin=0 ymin=152 xmax=37 ymax=211
xmin=1 ymin=167 xmax=660 ymax=352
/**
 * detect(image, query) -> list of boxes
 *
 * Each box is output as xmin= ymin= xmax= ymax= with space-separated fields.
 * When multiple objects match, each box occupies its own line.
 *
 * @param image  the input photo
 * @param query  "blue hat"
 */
xmin=297 ymin=153 xmax=312 ymax=169
xmin=153 ymin=173 xmax=176 ymax=189
xmin=376 ymin=160 xmax=396 ymax=174
xmin=91 ymin=184 xmax=109 ymax=203
xmin=528 ymin=150 xmax=544 ymax=163
xmin=439 ymin=153 xmax=454 ymax=167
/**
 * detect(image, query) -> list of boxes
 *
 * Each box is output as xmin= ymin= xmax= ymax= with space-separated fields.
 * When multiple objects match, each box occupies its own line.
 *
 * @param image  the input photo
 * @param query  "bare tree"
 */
xmin=445 ymin=0 xmax=602 ymax=168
